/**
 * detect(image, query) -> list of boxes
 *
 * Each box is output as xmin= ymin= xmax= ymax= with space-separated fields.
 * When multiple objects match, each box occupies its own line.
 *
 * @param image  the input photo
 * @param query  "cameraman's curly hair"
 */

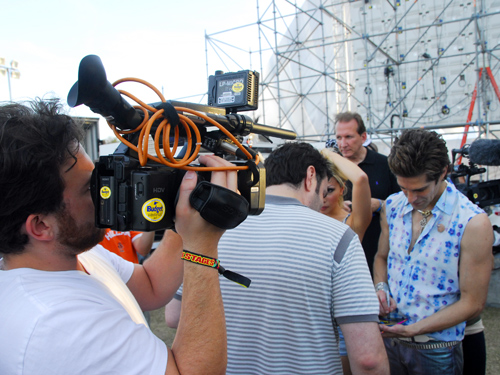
xmin=388 ymin=129 xmax=450 ymax=182
xmin=0 ymin=99 xmax=83 ymax=255
xmin=265 ymin=142 xmax=333 ymax=192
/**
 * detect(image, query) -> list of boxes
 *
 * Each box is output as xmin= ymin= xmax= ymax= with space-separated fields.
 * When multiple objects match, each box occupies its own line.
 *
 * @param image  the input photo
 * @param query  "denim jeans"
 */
xmin=337 ymin=326 xmax=347 ymax=356
xmin=383 ymin=338 xmax=463 ymax=375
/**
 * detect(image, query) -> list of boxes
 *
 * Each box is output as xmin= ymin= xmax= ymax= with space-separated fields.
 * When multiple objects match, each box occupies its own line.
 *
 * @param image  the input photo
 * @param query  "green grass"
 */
xmin=150 ymin=305 xmax=500 ymax=374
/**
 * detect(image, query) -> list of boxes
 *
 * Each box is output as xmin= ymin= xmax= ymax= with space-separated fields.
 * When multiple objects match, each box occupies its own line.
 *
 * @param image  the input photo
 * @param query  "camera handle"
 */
xmin=189 ymin=181 xmax=249 ymax=230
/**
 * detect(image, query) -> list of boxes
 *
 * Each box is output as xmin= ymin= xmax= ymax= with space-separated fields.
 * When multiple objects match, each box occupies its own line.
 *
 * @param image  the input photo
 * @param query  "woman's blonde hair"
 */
xmin=330 ymin=162 xmax=349 ymax=207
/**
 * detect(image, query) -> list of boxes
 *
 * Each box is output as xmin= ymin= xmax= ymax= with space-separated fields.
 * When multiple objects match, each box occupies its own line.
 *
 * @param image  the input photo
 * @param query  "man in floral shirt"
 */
xmin=373 ymin=129 xmax=493 ymax=375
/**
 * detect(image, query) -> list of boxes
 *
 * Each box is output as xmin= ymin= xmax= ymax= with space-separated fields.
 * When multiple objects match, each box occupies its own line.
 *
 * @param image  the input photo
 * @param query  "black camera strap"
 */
xmin=155 ymin=101 xmax=180 ymax=127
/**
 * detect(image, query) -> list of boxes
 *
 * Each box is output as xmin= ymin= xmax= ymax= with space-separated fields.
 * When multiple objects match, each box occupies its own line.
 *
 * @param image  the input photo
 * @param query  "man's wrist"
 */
xmin=182 ymin=239 xmax=219 ymax=256
xmin=375 ymin=281 xmax=391 ymax=309
xmin=182 ymin=250 xmax=220 ymax=269
xmin=375 ymin=199 xmax=383 ymax=213
xmin=181 ymin=249 xmax=251 ymax=288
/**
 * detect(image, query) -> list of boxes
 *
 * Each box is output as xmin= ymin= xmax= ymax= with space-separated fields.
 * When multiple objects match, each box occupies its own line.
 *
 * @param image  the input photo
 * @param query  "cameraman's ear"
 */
xmin=24 ymin=214 xmax=56 ymax=242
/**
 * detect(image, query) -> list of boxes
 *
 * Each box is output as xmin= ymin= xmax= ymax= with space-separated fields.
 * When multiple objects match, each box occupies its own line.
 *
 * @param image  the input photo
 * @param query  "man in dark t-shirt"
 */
xmin=335 ymin=112 xmax=400 ymax=275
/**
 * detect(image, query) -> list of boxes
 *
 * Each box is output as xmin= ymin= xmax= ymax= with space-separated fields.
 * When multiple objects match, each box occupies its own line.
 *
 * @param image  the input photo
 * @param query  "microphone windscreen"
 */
xmin=469 ymin=138 xmax=500 ymax=166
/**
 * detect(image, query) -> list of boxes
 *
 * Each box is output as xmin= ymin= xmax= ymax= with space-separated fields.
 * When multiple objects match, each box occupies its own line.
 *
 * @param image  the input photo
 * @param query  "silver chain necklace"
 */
xmin=417 ymin=210 xmax=433 ymax=231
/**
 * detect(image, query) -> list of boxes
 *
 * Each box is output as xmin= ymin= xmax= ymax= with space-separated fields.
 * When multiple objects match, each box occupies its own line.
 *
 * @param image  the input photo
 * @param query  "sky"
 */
xmin=1 ymin=0 xmax=258 ymax=140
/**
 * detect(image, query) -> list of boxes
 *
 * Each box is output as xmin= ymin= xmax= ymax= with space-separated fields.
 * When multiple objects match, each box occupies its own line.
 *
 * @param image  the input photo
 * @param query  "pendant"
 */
xmin=419 ymin=216 xmax=428 ymax=228
xmin=418 ymin=210 xmax=432 ymax=231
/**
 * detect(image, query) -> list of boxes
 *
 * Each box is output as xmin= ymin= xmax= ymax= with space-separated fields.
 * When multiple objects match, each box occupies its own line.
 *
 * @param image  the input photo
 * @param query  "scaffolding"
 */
xmin=203 ymin=0 xmax=500 ymax=153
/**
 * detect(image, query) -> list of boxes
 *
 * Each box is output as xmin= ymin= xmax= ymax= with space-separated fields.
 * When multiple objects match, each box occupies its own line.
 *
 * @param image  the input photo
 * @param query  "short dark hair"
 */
xmin=265 ymin=142 xmax=333 ymax=189
xmin=335 ymin=112 xmax=366 ymax=135
xmin=388 ymin=129 xmax=450 ymax=182
xmin=0 ymin=99 xmax=83 ymax=255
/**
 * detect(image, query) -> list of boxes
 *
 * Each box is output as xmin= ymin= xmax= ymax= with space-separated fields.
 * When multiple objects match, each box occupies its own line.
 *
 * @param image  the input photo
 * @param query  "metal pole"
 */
xmin=6 ymin=68 xmax=12 ymax=102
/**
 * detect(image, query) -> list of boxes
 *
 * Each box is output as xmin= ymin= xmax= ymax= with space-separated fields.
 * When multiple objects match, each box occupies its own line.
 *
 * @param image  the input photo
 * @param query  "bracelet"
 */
xmin=181 ymin=250 xmax=251 ymax=288
xmin=375 ymin=281 xmax=391 ymax=307
xmin=181 ymin=250 xmax=219 ymax=268
xmin=375 ymin=282 xmax=389 ymax=292
xmin=376 ymin=199 xmax=383 ymax=213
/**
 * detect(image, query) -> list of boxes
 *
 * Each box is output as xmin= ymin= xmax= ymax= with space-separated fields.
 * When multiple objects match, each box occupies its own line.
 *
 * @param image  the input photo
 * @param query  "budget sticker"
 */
xmin=100 ymin=186 xmax=111 ymax=199
xmin=232 ymin=82 xmax=244 ymax=92
xmin=142 ymin=198 xmax=165 ymax=222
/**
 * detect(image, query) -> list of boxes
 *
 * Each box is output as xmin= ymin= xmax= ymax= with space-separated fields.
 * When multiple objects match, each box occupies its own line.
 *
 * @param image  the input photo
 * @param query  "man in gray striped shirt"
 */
xmin=166 ymin=142 xmax=389 ymax=374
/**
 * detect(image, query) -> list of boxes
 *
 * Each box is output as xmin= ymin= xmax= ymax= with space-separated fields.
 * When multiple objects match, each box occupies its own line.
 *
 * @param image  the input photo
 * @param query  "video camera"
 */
xmin=67 ymin=55 xmax=296 ymax=231
xmin=451 ymin=142 xmax=500 ymax=208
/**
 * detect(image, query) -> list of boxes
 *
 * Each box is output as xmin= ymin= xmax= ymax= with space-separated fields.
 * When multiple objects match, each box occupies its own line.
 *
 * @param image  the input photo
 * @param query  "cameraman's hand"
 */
xmin=174 ymin=155 xmax=237 ymax=257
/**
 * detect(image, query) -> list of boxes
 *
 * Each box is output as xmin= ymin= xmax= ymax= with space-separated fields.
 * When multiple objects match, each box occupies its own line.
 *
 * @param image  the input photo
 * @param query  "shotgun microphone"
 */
xmin=468 ymin=139 xmax=500 ymax=166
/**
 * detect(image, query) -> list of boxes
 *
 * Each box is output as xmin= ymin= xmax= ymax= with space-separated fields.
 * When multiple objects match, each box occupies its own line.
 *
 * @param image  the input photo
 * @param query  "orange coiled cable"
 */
xmin=106 ymin=77 xmax=259 ymax=171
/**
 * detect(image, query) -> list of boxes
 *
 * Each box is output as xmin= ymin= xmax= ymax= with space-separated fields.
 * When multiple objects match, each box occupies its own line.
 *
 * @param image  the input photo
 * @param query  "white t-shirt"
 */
xmin=0 ymin=246 xmax=168 ymax=375
xmin=79 ymin=245 xmax=147 ymax=326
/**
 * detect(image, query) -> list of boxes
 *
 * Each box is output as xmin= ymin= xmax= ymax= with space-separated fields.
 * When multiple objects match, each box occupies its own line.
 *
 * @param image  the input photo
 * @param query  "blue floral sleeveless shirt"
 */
xmin=385 ymin=182 xmax=484 ymax=341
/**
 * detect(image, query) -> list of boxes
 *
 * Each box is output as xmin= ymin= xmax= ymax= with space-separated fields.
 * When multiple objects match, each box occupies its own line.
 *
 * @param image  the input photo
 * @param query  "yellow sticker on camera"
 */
xmin=142 ymin=198 xmax=165 ymax=223
xmin=232 ymin=82 xmax=244 ymax=93
xmin=100 ymin=186 xmax=111 ymax=199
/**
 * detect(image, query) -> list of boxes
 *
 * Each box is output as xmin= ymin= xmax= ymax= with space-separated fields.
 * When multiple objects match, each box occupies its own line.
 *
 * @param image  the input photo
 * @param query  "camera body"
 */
xmin=451 ymin=146 xmax=500 ymax=208
xmin=92 ymin=143 xmax=266 ymax=232
xmin=93 ymin=149 xmax=182 ymax=232
xmin=68 ymin=55 xmax=288 ymax=231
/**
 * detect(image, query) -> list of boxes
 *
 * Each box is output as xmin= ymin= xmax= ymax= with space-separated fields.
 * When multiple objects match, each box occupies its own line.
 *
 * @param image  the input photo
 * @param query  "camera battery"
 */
xmin=98 ymin=176 xmax=115 ymax=226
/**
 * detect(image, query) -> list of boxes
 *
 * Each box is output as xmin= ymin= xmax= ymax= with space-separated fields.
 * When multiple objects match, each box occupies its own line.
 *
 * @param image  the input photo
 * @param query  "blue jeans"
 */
xmin=383 ymin=338 xmax=463 ymax=375
xmin=337 ymin=326 xmax=347 ymax=356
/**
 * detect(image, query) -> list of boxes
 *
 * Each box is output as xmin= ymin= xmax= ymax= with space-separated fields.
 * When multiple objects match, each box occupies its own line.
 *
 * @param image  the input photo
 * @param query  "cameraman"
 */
xmin=0 ymin=99 xmax=231 ymax=375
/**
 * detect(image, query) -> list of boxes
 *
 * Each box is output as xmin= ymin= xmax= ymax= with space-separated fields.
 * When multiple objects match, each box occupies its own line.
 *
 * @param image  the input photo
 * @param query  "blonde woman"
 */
xmin=321 ymin=146 xmax=373 ymax=375
xmin=321 ymin=147 xmax=372 ymax=240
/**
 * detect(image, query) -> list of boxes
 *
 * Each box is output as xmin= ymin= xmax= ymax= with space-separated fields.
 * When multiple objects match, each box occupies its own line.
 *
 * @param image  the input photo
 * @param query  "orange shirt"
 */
xmin=99 ymin=229 xmax=144 ymax=264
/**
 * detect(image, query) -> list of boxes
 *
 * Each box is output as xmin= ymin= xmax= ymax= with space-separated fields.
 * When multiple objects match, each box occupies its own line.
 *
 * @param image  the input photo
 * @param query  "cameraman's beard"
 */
xmin=55 ymin=208 xmax=105 ymax=256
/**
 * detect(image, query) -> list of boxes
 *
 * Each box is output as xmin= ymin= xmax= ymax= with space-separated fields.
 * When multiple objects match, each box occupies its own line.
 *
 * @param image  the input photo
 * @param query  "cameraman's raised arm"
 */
xmin=167 ymin=155 xmax=233 ymax=374
xmin=129 ymin=155 xmax=232 ymax=375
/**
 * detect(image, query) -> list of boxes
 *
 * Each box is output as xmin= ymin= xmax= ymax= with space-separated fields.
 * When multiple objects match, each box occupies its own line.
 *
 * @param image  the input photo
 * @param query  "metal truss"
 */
xmin=204 ymin=0 xmax=500 ymax=153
